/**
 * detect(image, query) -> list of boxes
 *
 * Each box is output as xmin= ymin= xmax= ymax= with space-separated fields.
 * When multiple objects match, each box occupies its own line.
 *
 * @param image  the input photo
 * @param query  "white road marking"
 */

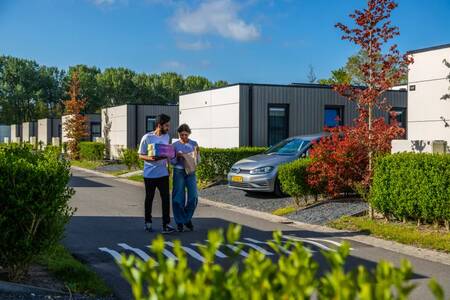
xmin=118 ymin=243 xmax=158 ymax=264
xmin=235 ymin=241 xmax=274 ymax=256
xmin=147 ymin=245 xmax=178 ymax=260
xmin=99 ymin=247 xmax=122 ymax=262
xmin=243 ymin=237 xmax=293 ymax=255
xmin=226 ymin=244 xmax=249 ymax=257
xmin=282 ymin=235 xmax=335 ymax=252
xmin=165 ymin=242 xmax=205 ymax=263
xmin=304 ymin=238 xmax=354 ymax=250
xmin=191 ymin=243 xmax=228 ymax=258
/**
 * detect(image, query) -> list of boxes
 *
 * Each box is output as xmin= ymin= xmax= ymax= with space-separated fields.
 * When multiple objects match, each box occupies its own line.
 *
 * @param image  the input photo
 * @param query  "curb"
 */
xmin=71 ymin=166 xmax=450 ymax=266
xmin=0 ymin=280 xmax=67 ymax=296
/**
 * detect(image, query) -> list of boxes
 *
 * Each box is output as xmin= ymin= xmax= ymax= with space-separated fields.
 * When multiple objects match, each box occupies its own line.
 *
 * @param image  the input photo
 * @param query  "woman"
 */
xmin=171 ymin=124 xmax=199 ymax=232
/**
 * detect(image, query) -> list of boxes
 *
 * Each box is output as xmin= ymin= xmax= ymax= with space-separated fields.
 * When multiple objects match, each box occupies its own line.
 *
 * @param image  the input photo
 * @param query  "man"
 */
xmin=139 ymin=114 xmax=175 ymax=234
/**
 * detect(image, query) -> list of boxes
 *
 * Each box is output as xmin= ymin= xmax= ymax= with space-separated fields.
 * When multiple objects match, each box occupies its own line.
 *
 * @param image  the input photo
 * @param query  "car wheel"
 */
xmin=274 ymin=178 xmax=284 ymax=197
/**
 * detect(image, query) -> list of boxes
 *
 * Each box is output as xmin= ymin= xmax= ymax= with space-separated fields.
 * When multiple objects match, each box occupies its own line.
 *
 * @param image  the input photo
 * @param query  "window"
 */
xmin=90 ymin=122 xmax=101 ymax=141
xmin=324 ymin=105 xmax=344 ymax=128
xmin=268 ymin=104 xmax=289 ymax=146
xmin=146 ymin=116 xmax=156 ymax=133
xmin=390 ymin=107 xmax=406 ymax=128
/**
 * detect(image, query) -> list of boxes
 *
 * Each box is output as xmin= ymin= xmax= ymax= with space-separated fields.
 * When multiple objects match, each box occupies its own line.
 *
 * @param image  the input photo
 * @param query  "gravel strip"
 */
xmin=199 ymin=183 xmax=368 ymax=224
xmin=95 ymin=164 xmax=129 ymax=173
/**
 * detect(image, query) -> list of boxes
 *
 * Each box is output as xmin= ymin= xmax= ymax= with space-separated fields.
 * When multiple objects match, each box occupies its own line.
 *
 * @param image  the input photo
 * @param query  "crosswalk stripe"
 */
xmin=303 ymin=237 xmax=354 ymax=250
xmin=191 ymin=243 xmax=228 ymax=258
xmin=165 ymin=242 xmax=205 ymax=262
xmin=235 ymin=241 xmax=274 ymax=256
xmin=118 ymin=243 xmax=158 ymax=264
xmin=147 ymin=245 xmax=178 ymax=260
xmin=226 ymin=244 xmax=249 ymax=257
xmin=283 ymin=235 xmax=335 ymax=252
xmin=243 ymin=237 xmax=292 ymax=255
xmin=99 ymin=247 xmax=122 ymax=261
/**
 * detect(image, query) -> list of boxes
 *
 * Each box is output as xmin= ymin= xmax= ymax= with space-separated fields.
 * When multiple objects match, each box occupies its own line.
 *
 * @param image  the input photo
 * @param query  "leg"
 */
xmin=171 ymin=169 xmax=187 ymax=225
xmin=144 ymin=178 xmax=157 ymax=223
xmin=185 ymin=172 xmax=198 ymax=223
xmin=156 ymin=176 xmax=171 ymax=226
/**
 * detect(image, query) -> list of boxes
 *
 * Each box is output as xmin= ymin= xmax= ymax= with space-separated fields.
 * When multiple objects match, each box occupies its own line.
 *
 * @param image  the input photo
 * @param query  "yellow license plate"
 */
xmin=231 ymin=176 xmax=243 ymax=183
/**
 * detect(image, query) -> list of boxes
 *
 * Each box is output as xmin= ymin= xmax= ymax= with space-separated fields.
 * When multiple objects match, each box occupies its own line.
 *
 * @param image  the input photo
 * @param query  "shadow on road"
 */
xmin=69 ymin=176 xmax=112 ymax=188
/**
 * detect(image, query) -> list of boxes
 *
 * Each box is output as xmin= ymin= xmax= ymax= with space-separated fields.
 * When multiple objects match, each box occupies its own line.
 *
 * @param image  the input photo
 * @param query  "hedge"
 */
xmin=119 ymin=148 xmax=142 ymax=170
xmin=196 ymin=147 xmax=267 ymax=183
xmin=120 ymin=224 xmax=445 ymax=300
xmin=371 ymin=153 xmax=450 ymax=228
xmin=79 ymin=142 xmax=105 ymax=161
xmin=0 ymin=144 xmax=74 ymax=280
xmin=278 ymin=159 xmax=319 ymax=206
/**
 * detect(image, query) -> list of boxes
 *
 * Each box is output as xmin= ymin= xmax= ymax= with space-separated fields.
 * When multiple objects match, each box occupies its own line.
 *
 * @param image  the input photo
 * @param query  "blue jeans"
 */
xmin=172 ymin=168 xmax=198 ymax=225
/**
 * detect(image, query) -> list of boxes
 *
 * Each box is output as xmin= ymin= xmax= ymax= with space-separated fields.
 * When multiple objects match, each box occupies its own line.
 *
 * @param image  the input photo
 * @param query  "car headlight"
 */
xmin=249 ymin=166 xmax=274 ymax=175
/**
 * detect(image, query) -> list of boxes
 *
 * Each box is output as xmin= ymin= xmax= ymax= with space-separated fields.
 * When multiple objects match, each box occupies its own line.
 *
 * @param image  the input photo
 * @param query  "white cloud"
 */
xmin=161 ymin=60 xmax=186 ymax=70
xmin=171 ymin=0 xmax=260 ymax=42
xmin=176 ymin=40 xmax=211 ymax=51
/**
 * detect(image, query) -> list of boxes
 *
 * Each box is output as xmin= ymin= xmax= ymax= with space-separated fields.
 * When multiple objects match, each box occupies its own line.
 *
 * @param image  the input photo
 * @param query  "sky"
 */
xmin=0 ymin=0 xmax=449 ymax=84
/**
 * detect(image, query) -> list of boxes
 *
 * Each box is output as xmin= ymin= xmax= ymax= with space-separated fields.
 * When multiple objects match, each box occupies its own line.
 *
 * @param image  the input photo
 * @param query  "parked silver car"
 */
xmin=227 ymin=133 xmax=328 ymax=196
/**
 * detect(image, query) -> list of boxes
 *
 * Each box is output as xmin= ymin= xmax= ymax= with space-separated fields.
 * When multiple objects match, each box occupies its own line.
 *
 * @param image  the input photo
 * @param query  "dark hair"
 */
xmin=177 ymin=123 xmax=191 ymax=134
xmin=156 ymin=114 xmax=171 ymax=127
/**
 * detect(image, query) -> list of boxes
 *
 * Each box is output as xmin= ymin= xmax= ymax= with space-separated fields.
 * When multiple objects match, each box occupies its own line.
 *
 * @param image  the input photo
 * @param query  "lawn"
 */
xmin=328 ymin=216 xmax=450 ymax=253
xmin=37 ymin=244 xmax=112 ymax=296
xmin=70 ymin=159 xmax=106 ymax=170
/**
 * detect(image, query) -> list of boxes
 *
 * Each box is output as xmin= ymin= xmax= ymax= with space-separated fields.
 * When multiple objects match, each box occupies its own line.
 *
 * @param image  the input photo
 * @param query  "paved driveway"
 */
xmin=64 ymin=168 xmax=450 ymax=300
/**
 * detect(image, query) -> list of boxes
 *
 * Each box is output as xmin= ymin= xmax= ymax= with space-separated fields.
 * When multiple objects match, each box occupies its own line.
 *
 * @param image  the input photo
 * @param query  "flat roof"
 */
xmin=407 ymin=43 xmax=450 ymax=55
xmin=180 ymin=82 xmax=407 ymax=96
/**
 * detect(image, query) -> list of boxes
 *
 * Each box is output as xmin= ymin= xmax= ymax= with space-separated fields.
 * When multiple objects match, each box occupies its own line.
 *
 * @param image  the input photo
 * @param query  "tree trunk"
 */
xmin=445 ymin=220 xmax=449 ymax=231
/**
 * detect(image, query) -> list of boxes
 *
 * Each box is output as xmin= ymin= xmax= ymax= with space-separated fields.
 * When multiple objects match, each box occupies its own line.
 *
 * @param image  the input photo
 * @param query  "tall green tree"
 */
xmin=66 ymin=65 xmax=102 ymax=113
xmin=97 ymin=67 xmax=137 ymax=107
xmin=184 ymin=75 xmax=212 ymax=93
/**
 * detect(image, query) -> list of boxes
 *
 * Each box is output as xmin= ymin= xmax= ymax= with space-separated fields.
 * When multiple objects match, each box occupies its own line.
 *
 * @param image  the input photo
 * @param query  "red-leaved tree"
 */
xmin=307 ymin=0 xmax=412 ymax=211
xmin=64 ymin=72 xmax=88 ymax=160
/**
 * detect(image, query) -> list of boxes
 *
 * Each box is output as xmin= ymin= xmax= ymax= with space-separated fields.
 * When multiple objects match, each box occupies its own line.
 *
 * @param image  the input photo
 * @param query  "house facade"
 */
xmin=22 ymin=122 xmax=37 ymax=143
xmin=392 ymin=43 xmax=450 ymax=153
xmin=0 ymin=124 xmax=10 ymax=143
xmin=37 ymin=118 xmax=62 ymax=145
xmin=101 ymin=104 xmax=179 ymax=159
xmin=61 ymin=114 xmax=101 ymax=145
xmin=180 ymin=83 xmax=407 ymax=148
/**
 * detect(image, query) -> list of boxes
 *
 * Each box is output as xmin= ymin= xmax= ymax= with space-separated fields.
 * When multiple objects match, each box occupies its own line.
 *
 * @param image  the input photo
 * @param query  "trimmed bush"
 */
xmin=119 ymin=148 xmax=141 ymax=170
xmin=278 ymin=158 xmax=319 ymax=206
xmin=0 ymin=144 xmax=74 ymax=280
xmin=79 ymin=141 xmax=105 ymax=161
xmin=120 ymin=224 xmax=445 ymax=300
xmin=371 ymin=153 xmax=450 ymax=228
xmin=197 ymin=147 xmax=267 ymax=183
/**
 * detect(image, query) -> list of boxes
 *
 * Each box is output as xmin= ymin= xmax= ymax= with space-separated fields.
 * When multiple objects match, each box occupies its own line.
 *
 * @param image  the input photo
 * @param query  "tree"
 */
xmin=308 ymin=0 xmax=411 ymax=216
xmin=318 ymin=68 xmax=352 ymax=85
xmin=63 ymin=72 xmax=88 ymax=160
xmin=306 ymin=65 xmax=317 ymax=83
xmin=67 ymin=65 xmax=103 ymax=113
xmin=213 ymin=80 xmax=229 ymax=88
xmin=97 ymin=67 xmax=137 ymax=107
xmin=184 ymin=75 xmax=212 ymax=93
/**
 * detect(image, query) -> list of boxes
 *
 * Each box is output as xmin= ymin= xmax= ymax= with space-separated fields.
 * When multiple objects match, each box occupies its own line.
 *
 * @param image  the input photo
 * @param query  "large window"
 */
xmin=146 ymin=116 xmax=156 ymax=133
xmin=268 ymin=104 xmax=289 ymax=146
xmin=324 ymin=105 xmax=344 ymax=128
xmin=90 ymin=122 xmax=101 ymax=141
xmin=390 ymin=107 xmax=406 ymax=128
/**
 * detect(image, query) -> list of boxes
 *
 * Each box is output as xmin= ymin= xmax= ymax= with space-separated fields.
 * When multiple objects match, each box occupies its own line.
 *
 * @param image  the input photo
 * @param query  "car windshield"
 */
xmin=265 ymin=138 xmax=310 ymax=155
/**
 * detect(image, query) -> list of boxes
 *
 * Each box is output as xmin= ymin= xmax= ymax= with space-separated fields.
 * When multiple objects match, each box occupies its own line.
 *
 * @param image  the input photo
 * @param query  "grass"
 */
xmin=272 ymin=206 xmax=297 ymax=216
xmin=127 ymin=174 xmax=144 ymax=182
xmin=37 ymin=244 xmax=112 ymax=296
xmin=70 ymin=160 xmax=105 ymax=170
xmin=328 ymin=216 xmax=450 ymax=253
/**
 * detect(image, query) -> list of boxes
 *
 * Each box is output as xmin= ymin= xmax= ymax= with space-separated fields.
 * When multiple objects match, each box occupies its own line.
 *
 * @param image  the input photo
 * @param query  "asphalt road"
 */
xmin=64 ymin=168 xmax=450 ymax=300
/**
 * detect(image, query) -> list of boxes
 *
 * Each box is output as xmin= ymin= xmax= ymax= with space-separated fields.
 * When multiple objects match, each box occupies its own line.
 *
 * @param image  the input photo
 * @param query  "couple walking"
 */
xmin=138 ymin=114 xmax=199 ymax=234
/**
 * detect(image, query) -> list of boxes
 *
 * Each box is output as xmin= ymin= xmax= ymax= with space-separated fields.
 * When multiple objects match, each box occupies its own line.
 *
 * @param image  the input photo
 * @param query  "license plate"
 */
xmin=231 ymin=176 xmax=243 ymax=183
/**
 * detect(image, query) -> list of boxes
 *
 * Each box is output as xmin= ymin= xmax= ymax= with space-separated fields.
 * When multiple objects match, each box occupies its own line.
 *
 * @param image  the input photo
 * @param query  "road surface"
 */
xmin=64 ymin=168 xmax=450 ymax=300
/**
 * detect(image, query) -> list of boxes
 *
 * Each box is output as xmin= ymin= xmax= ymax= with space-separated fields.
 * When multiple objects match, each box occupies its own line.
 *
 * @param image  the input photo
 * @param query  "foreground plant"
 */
xmin=120 ymin=224 xmax=444 ymax=300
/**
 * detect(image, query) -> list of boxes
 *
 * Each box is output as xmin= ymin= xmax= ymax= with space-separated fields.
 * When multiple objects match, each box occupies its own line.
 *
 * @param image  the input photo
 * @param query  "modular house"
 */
xmin=101 ymin=104 xmax=179 ymax=159
xmin=37 ymin=118 xmax=62 ymax=145
xmin=61 ymin=113 xmax=101 ymax=145
xmin=179 ymin=83 xmax=407 ymax=148
xmin=392 ymin=43 xmax=450 ymax=153
xmin=22 ymin=121 xmax=37 ymax=143
xmin=10 ymin=124 xmax=21 ymax=143
xmin=0 ymin=124 xmax=10 ymax=143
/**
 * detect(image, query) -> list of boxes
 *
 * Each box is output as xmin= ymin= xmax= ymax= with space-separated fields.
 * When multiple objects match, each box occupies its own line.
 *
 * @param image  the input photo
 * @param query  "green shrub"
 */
xmin=119 ymin=224 xmax=445 ymax=300
xmin=79 ymin=142 xmax=105 ymax=161
xmin=0 ymin=144 xmax=74 ymax=280
xmin=44 ymin=145 xmax=62 ymax=158
xmin=197 ymin=147 xmax=267 ymax=183
xmin=278 ymin=158 xmax=319 ymax=206
xmin=119 ymin=148 xmax=141 ymax=170
xmin=371 ymin=153 xmax=450 ymax=228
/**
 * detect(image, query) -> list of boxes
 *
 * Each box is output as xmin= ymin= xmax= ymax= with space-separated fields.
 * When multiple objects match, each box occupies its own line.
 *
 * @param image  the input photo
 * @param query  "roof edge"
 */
xmin=407 ymin=43 xmax=450 ymax=55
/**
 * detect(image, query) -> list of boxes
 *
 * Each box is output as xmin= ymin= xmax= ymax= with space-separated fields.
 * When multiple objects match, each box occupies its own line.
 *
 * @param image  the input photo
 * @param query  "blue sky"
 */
xmin=1 ymin=0 xmax=449 ymax=84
